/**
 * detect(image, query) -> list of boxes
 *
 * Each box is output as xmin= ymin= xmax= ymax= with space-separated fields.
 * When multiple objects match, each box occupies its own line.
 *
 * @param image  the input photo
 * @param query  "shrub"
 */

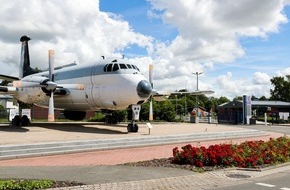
xmin=0 ymin=179 xmax=53 ymax=190
xmin=172 ymin=136 xmax=290 ymax=168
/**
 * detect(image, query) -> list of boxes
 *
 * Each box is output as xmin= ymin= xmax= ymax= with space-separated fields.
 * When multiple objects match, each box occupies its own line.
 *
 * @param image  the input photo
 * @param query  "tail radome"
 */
xmin=19 ymin=35 xmax=38 ymax=78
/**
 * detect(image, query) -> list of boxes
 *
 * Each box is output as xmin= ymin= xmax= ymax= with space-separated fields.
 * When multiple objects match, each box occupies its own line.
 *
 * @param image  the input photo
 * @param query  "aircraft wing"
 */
xmin=170 ymin=90 xmax=215 ymax=96
xmin=152 ymin=90 xmax=214 ymax=101
xmin=0 ymin=86 xmax=18 ymax=94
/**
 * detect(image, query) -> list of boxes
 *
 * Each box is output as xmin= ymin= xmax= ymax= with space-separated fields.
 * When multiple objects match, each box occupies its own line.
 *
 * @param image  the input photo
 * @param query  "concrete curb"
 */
xmin=0 ymin=129 xmax=266 ymax=160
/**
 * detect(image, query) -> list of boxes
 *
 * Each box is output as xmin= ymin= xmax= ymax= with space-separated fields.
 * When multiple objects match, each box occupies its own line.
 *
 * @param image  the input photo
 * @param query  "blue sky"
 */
xmin=99 ymin=0 xmax=290 ymax=99
xmin=0 ymin=0 xmax=289 ymax=99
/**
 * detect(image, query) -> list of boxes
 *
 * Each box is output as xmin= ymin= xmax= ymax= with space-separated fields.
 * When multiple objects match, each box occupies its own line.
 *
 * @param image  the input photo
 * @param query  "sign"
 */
xmin=243 ymin=95 xmax=252 ymax=124
xmin=146 ymin=123 xmax=153 ymax=129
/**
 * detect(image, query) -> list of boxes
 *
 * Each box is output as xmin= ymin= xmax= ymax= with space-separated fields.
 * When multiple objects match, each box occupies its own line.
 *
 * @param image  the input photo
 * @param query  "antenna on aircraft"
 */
xmin=122 ymin=55 xmax=125 ymax=59
xmin=101 ymin=56 xmax=105 ymax=59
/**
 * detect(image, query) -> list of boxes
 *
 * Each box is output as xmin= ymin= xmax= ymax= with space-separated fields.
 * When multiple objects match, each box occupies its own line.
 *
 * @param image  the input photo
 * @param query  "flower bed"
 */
xmin=172 ymin=136 xmax=290 ymax=168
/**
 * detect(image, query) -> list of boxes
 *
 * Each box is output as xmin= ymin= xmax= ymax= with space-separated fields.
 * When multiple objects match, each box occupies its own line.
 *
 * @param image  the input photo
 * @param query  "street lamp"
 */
xmin=192 ymin=72 xmax=203 ymax=123
xmin=192 ymin=72 xmax=203 ymax=91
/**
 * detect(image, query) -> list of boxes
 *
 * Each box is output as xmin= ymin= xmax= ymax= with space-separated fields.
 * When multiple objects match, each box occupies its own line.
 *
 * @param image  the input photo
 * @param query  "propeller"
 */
xmin=149 ymin=64 xmax=153 ymax=121
xmin=48 ymin=50 xmax=55 ymax=122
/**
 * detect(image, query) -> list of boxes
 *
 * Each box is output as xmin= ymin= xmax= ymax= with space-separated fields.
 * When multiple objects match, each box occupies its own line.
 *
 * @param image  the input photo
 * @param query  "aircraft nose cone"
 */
xmin=137 ymin=80 xmax=152 ymax=98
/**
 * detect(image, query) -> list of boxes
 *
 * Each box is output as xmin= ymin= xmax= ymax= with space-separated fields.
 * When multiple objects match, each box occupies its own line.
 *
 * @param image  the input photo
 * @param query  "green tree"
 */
xmin=233 ymin=96 xmax=243 ymax=101
xmin=270 ymin=75 xmax=290 ymax=102
xmin=139 ymin=100 xmax=176 ymax=122
xmin=259 ymin=96 xmax=268 ymax=101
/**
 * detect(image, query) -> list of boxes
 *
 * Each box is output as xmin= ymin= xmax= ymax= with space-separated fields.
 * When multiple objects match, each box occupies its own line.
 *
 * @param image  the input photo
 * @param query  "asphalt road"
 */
xmin=238 ymin=124 xmax=290 ymax=135
xmin=214 ymin=168 xmax=290 ymax=190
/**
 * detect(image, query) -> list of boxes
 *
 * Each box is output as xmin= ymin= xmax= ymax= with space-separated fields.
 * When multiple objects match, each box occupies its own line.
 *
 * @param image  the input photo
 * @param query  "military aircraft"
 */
xmin=0 ymin=36 xmax=213 ymax=132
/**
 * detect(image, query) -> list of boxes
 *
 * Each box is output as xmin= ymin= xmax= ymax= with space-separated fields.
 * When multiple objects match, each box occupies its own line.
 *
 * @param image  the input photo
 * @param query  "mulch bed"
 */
xmin=122 ymin=157 xmax=227 ymax=172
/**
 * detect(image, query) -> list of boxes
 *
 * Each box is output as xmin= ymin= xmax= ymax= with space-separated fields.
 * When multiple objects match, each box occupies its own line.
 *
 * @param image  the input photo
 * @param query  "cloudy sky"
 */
xmin=0 ymin=0 xmax=290 ymax=100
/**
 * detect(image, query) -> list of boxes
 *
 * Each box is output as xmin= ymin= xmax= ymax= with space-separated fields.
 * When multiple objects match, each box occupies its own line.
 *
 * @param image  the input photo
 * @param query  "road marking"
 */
xmin=256 ymin=183 xmax=276 ymax=187
xmin=280 ymin=188 xmax=290 ymax=190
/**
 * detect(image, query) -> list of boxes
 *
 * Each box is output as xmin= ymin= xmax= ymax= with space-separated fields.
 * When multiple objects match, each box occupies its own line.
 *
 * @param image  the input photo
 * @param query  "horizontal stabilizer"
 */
xmin=0 ymin=74 xmax=19 ymax=81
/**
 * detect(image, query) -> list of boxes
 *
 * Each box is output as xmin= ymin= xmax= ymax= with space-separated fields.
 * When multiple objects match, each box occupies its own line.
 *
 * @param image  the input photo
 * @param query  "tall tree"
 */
xmin=270 ymin=75 xmax=290 ymax=102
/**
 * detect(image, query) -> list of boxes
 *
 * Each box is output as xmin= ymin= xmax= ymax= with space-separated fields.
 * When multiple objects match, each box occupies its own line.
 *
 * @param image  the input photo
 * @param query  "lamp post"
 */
xmin=192 ymin=72 xmax=203 ymax=123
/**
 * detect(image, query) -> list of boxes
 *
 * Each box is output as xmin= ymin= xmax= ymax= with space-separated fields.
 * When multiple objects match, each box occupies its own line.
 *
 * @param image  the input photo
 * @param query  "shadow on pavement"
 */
xmin=0 ymin=125 xmax=29 ymax=133
xmin=29 ymin=122 xmax=128 ymax=134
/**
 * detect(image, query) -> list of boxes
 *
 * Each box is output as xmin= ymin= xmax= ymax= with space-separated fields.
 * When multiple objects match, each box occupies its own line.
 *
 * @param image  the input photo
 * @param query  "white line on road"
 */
xmin=280 ymin=188 xmax=290 ymax=190
xmin=256 ymin=183 xmax=276 ymax=187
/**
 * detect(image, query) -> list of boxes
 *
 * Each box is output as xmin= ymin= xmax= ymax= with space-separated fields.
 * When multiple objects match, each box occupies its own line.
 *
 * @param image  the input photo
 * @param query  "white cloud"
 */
xmin=214 ymin=72 xmax=271 ymax=99
xmin=147 ymin=0 xmax=288 ymax=98
xmin=252 ymin=72 xmax=271 ymax=85
xmin=0 ymin=0 xmax=153 ymax=76
xmin=276 ymin=67 xmax=290 ymax=76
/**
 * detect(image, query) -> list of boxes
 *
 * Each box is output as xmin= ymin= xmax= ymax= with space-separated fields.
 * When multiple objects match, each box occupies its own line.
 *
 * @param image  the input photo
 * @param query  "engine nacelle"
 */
xmin=63 ymin=110 xmax=87 ymax=121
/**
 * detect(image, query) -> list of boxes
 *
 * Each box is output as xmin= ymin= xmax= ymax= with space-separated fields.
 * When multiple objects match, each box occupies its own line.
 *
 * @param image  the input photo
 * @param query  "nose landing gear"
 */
xmin=127 ymin=122 xmax=138 ymax=132
xmin=127 ymin=104 xmax=141 ymax=133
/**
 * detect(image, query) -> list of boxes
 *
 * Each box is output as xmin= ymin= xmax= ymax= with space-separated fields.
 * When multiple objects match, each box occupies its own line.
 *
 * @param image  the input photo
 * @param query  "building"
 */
xmin=218 ymin=100 xmax=290 ymax=124
xmin=0 ymin=95 xmax=17 ymax=109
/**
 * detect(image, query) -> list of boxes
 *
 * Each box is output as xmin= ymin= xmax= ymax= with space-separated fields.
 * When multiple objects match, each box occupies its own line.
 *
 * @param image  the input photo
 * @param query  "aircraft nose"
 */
xmin=137 ymin=80 xmax=152 ymax=98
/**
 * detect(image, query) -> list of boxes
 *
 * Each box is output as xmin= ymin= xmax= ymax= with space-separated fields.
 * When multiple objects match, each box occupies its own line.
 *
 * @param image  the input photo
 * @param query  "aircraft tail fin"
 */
xmin=19 ymin=35 xmax=38 ymax=78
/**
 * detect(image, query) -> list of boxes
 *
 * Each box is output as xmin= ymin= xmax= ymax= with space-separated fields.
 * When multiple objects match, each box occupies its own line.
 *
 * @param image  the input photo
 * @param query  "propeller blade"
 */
xmin=48 ymin=91 xmax=55 ymax=122
xmin=48 ymin=50 xmax=55 ymax=122
xmin=48 ymin=50 xmax=55 ymax=81
xmin=148 ymin=64 xmax=154 ymax=121
xmin=149 ymin=98 xmax=153 ymax=121
xmin=149 ymin=64 xmax=153 ymax=88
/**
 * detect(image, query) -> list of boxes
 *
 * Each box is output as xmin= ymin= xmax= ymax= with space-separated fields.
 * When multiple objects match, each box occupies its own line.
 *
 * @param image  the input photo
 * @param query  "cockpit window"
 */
xmin=103 ymin=62 xmax=140 ymax=72
xmin=113 ymin=63 xmax=119 ymax=71
xmin=107 ymin=64 xmax=113 ymax=72
xmin=119 ymin=64 xmax=127 ymax=69
xmin=103 ymin=64 xmax=108 ymax=72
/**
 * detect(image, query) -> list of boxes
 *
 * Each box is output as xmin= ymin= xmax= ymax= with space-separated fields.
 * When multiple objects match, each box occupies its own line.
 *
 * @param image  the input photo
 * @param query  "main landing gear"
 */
xmin=11 ymin=115 xmax=30 ymax=127
xmin=127 ymin=104 xmax=141 ymax=133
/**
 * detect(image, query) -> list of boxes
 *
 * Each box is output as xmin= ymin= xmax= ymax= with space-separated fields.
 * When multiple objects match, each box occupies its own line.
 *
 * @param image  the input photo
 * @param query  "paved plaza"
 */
xmin=0 ymin=122 xmax=288 ymax=189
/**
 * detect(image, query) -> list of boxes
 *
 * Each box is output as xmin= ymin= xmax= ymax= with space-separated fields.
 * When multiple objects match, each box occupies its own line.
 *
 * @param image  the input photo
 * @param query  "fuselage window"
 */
xmin=132 ymin=65 xmax=136 ymax=70
xmin=119 ymin=64 xmax=127 ymax=69
xmin=113 ymin=63 xmax=119 ymax=71
xmin=126 ymin=64 xmax=132 ymax=69
xmin=135 ymin=66 xmax=140 ymax=72
xmin=107 ymin=64 xmax=113 ymax=72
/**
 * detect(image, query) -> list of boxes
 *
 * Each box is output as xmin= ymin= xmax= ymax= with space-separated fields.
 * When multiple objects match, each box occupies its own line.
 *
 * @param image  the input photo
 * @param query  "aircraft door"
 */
xmin=85 ymin=65 xmax=101 ymax=109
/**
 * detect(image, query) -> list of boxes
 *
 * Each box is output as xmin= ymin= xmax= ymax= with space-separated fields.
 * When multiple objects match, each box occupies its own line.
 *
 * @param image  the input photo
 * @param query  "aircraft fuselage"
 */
xmin=14 ymin=58 xmax=152 ymax=111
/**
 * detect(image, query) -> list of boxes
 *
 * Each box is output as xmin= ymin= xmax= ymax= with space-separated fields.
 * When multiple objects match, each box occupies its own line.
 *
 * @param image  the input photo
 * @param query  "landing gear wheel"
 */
xmin=12 ymin=115 xmax=21 ymax=127
xmin=127 ymin=123 xmax=138 ymax=133
xmin=127 ymin=123 xmax=132 ymax=132
xmin=20 ymin=115 xmax=30 ymax=126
